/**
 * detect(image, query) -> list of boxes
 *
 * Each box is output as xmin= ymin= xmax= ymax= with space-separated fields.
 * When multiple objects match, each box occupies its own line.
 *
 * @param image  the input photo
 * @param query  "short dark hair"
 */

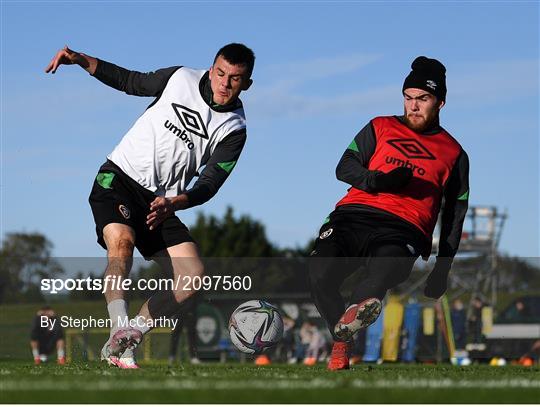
xmin=214 ymin=43 xmax=255 ymax=77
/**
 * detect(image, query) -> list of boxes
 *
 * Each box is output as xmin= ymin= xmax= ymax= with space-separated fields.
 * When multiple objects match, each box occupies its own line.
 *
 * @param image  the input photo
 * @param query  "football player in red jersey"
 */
xmin=309 ymin=56 xmax=469 ymax=370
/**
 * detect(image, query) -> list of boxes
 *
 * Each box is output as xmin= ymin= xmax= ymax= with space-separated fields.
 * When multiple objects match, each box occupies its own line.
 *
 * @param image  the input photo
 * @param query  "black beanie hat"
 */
xmin=403 ymin=56 xmax=447 ymax=101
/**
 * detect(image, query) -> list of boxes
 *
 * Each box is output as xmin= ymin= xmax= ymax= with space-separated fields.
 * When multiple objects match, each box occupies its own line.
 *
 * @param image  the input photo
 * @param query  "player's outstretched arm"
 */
xmin=45 ymin=45 xmax=97 ymax=75
xmin=46 ymin=46 xmax=179 ymax=97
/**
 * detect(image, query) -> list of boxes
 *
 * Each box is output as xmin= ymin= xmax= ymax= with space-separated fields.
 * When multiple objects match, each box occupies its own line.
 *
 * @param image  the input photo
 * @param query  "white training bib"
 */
xmin=108 ymin=68 xmax=246 ymax=197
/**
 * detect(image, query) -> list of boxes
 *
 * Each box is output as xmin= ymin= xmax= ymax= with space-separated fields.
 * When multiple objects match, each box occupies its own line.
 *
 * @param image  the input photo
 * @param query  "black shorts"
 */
xmin=312 ymin=204 xmax=429 ymax=259
xmin=31 ymin=318 xmax=64 ymax=355
xmin=37 ymin=331 xmax=63 ymax=355
xmin=88 ymin=160 xmax=195 ymax=258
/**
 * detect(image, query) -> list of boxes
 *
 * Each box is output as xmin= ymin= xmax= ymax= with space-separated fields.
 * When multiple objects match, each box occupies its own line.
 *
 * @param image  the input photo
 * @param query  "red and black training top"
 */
xmin=335 ymin=115 xmax=469 ymax=259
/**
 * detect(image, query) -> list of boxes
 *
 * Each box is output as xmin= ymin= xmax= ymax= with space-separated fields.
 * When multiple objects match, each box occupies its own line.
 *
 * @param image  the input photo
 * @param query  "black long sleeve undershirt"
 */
xmin=335 ymin=122 xmax=379 ymax=192
xmin=93 ymin=59 xmax=181 ymax=96
xmin=438 ymin=150 xmax=470 ymax=258
xmin=184 ymin=129 xmax=247 ymax=208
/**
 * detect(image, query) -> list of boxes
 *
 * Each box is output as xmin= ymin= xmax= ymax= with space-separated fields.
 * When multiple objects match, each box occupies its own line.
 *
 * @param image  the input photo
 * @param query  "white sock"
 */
xmin=32 ymin=348 xmax=39 ymax=358
xmin=129 ymin=316 xmax=151 ymax=335
xmin=107 ymin=299 xmax=128 ymax=336
xmin=57 ymin=348 xmax=65 ymax=358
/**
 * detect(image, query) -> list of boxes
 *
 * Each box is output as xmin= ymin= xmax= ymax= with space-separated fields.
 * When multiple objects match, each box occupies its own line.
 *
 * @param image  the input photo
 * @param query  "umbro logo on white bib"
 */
xmin=171 ymin=103 xmax=208 ymax=139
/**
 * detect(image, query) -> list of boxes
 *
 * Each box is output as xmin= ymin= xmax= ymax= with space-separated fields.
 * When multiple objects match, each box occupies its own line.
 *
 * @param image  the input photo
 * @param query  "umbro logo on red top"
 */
xmin=387 ymin=139 xmax=435 ymax=160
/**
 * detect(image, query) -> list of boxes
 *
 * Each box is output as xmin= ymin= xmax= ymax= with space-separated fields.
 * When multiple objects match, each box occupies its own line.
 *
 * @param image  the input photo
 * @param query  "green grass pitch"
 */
xmin=0 ymin=361 xmax=538 ymax=403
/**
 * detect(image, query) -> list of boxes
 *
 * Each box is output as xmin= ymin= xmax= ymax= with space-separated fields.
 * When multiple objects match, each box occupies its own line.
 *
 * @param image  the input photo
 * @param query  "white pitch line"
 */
xmin=1 ymin=378 xmax=539 ymax=391
xmin=351 ymin=379 xmax=540 ymax=389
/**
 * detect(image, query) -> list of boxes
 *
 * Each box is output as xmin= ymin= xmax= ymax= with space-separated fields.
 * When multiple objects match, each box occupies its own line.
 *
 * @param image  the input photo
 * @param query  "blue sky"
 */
xmin=1 ymin=1 xmax=538 ymax=258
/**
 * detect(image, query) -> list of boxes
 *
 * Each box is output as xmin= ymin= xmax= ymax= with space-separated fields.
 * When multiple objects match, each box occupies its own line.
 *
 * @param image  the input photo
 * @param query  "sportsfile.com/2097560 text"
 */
xmin=40 ymin=275 xmax=252 ymax=294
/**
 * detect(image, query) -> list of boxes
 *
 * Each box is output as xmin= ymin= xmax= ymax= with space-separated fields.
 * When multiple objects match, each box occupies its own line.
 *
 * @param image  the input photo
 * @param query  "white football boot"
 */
xmin=101 ymin=328 xmax=142 ymax=369
xmin=118 ymin=348 xmax=139 ymax=369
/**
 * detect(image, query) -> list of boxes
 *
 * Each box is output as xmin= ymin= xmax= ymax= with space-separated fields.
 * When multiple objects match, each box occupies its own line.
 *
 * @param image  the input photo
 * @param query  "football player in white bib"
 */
xmin=46 ymin=43 xmax=254 ymax=368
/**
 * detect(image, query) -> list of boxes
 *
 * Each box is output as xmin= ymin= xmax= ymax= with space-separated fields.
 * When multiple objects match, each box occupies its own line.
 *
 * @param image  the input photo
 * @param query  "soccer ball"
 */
xmin=228 ymin=300 xmax=284 ymax=354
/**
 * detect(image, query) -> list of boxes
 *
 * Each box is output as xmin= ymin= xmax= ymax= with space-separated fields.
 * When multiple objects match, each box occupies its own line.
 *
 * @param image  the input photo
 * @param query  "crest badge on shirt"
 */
xmin=118 ymin=205 xmax=131 ymax=220
xmin=319 ymin=228 xmax=333 ymax=240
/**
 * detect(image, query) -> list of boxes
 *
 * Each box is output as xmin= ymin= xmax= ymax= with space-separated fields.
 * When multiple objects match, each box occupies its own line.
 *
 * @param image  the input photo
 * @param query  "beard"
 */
xmin=403 ymin=110 xmax=440 ymax=133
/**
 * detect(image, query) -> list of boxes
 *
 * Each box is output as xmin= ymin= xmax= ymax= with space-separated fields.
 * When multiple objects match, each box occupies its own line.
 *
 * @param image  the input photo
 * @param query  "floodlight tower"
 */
xmin=442 ymin=205 xmax=508 ymax=316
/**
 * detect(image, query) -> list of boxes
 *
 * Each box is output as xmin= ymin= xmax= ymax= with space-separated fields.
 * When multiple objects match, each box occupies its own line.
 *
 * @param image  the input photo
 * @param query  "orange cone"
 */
xmin=255 ymin=354 xmax=271 ymax=365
